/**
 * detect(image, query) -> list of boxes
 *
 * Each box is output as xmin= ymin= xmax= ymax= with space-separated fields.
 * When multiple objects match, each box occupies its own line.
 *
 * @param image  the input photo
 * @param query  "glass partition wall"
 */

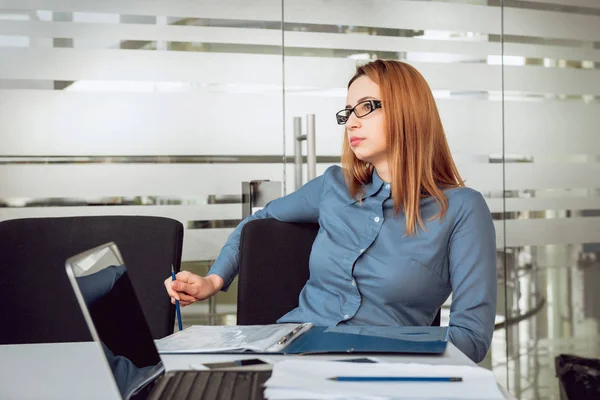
xmin=1 ymin=1 xmax=599 ymax=398
xmin=0 ymin=0 xmax=287 ymax=322
xmin=502 ymin=1 xmax=600 ymax=399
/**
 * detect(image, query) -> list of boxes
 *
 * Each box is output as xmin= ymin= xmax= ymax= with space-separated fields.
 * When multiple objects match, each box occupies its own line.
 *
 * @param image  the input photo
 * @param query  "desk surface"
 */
xmin=160 ymin=342 xmax=515 ymax=400
xmin=160 ymin=341 xmax=473 ymax=370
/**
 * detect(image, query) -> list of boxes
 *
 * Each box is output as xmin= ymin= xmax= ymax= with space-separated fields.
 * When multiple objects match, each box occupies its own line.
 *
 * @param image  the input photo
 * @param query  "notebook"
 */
xmin=65 ymin=242 xmax=270 ymax=400
xmin=155 ymin=323 xmax=449 ymax=355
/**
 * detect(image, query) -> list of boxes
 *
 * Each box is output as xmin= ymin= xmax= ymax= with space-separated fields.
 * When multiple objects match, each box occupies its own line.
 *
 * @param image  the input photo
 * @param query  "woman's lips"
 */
xmin=350 ymin=137 xmax=365 ymax=147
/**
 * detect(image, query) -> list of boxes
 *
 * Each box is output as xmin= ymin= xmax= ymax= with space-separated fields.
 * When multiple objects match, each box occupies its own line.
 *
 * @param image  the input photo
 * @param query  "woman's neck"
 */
xmin=373 ymin=161 xmax=391 ymax=183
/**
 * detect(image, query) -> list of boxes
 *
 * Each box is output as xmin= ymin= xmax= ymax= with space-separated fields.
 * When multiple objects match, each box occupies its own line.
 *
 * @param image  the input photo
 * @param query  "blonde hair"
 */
xmin=342 ymin=60 xmax=464 ymax=235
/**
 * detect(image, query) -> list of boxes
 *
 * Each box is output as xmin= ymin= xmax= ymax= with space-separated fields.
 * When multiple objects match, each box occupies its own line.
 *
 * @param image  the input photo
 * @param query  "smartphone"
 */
xmin=332 ymin=357 xmax=381 ymax=363
xmin=202 ymin=358 xmax=270 ymax=369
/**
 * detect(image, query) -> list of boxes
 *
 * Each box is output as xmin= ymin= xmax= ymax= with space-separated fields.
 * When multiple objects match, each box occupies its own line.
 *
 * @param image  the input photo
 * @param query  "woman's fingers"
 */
xmin=163 ymin=278 xmax=180 ymax=301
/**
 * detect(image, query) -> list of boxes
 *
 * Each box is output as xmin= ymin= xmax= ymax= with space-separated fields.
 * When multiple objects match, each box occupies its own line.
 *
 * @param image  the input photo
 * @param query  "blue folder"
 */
xmin=281 ymin=326 xmax=449 ymax=355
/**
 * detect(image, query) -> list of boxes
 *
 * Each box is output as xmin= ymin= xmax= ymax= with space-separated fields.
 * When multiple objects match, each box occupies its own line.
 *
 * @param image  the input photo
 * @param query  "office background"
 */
xmin=0 ymin=0 xmax=599 ymax=399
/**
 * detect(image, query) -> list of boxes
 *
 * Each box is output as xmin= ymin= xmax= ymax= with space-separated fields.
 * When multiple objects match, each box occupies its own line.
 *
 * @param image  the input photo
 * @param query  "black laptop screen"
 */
xmin=67 ymin=246 xmax=164 ymax=398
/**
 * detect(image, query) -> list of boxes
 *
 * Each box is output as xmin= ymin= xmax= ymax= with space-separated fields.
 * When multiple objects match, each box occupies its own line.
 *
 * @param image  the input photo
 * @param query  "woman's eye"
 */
xmin=361 ymin=102 xmax=372 ymax=113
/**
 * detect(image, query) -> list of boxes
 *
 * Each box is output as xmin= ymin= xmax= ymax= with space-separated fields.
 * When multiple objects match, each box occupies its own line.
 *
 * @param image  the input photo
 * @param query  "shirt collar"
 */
xmin=346 ymin=168 xmax=386 ymax=205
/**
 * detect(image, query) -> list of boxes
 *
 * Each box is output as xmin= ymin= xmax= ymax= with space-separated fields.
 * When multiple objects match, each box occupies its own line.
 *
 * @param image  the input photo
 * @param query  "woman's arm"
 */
xmin=447 ymin=190 xmax=497 ymax=363
xmin=208 ymin=166 xmax=332 ymax=291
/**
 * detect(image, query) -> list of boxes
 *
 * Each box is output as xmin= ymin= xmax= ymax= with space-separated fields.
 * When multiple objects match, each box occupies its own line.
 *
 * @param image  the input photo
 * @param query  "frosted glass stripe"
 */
xmin=444 ymin=219 xmax=599 ymax=249
xmin=0 ymin=0 xmax=282 ymax=22
xmin=451 ymin=163 xmax=600 ymax=192
xmin=454 ymin=164 xmax=503 ymax=192
xmin=526 ymin=0 xmax=600 ymax=8
xmin=505 ymin=102 xmax=600 ymax=156
xmin=0 ymin=164 xmax=285 ymax=197
xmin=504 ymin=8 xmax=600 ymax=41
xmin=286 ymin=31 xmax=502 ymax=57
xmin=285 ymin=0 xmax=500 ymax=34
xmin=487 ymin=197 xmax=600 ymax=214
xmin=184 ymin=229 xmax=233 ymax=261
xmin=3 ymin=49 xmax=599 ymax=95
xmin=503 ymin=42 xmax=600 ymax=64
xmin=505 ymin=217 xmax=600 ymax=247
xmin=0 ymin=20 xmax=282 ymax=47
xmin=505 ymin=164 xmax=600 ymax=190
xmin=285 ymin=57 xmax=502 ymax=91
xmin=0 ymin=90 xmax=284 ymax=156
xmin=3 ymin=21 xmax=600 ymax=64
xmin=286 ymin=1 xmax=600 ymax=41
xmin=286 ymin=31 xmax=600 ymax=63
xmin=0 ymin=162 xmax=504 ymax=199
xmin=0 ymin=48 xmax=282 ymax=84
xmin=286 ymin=57 xmax=600 ymax=95
xmin=0 ymin=204 xmax=242 ymax=222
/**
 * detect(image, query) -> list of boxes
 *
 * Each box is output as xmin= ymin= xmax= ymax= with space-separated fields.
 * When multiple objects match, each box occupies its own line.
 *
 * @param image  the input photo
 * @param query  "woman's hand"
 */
xmin=163 ymin=271 xmax=224 ymax=306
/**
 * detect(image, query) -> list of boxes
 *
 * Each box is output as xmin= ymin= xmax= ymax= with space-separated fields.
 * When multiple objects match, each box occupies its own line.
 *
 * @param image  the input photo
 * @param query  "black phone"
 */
xmin=202 ymin=358 xmax=270 ymax=369
xmin=332 ymin=357 xmax=380 ymax=363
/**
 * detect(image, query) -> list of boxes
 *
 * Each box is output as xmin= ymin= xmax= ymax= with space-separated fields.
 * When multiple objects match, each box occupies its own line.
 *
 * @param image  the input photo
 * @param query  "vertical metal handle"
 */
xmin=293 ymin=114 xmax=317 ymax=188
xmin=294 ymin=117 xmax=303 ymax=190
xmin=306 ymin=114 xmax=317 ymax=180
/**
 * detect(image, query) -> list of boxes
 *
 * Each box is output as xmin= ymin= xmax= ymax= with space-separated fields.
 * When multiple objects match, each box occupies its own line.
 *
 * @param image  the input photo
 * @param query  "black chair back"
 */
xmin=0 ymin=215 xmax=184 ymax=343
xmin=237 ymin=219 xmax=319 ymax=325
xmin=237 ymin=218 xmax=441 ymax=326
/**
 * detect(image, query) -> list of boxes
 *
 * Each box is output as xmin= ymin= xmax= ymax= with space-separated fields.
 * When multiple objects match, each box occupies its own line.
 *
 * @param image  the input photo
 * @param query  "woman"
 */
xmin=164 ymin=60 xmax=497 ymax=363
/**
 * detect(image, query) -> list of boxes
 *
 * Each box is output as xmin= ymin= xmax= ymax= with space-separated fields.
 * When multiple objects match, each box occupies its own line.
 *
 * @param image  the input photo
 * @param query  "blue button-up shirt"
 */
xmin=209 ymin=165 xmax=497 ymax=363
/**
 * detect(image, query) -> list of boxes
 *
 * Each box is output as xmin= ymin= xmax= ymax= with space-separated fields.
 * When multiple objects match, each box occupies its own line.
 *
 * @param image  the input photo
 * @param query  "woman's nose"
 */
xmin=346 ymin=112 xmax=361 ymax=130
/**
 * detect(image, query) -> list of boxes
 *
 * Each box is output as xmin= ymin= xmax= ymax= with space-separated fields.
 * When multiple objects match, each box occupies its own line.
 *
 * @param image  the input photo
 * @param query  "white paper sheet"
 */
xmin=264 ymin=360 xmax=505 ymax=400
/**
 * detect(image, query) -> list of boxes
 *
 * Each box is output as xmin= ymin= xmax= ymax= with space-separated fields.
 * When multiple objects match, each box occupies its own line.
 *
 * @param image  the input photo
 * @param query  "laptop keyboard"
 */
xmin=148 ymin=370 xmax=272 ymax=400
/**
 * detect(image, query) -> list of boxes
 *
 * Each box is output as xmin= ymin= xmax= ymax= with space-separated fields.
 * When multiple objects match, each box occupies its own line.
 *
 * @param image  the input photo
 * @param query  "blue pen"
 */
xmin=327 ymin=376 xmax=462 ymax=382
xmin=171 ymin=265 xmax=183 ymax=331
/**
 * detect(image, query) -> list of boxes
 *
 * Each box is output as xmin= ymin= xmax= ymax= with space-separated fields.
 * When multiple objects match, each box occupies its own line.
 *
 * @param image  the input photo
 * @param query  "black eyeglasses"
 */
xmin=335 ymin=99 xmax=382 ymax=125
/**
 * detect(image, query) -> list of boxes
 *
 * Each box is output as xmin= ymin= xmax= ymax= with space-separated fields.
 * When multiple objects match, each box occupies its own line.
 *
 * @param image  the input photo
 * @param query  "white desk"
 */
xmin=160 ymin=343 xmax=515 ymax=400
xmin=160 ymin=342 xmax=473 ymax=370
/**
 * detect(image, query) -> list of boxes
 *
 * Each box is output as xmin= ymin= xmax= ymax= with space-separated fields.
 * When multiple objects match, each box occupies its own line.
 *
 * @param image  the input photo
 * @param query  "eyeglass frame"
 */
xmin=335 ymin=99 xmax=382 ymax=125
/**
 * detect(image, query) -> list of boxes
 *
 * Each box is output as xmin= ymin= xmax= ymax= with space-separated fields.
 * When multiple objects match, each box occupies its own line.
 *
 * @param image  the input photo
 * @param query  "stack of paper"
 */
xmin=264 ymin=360 xmax=505 ymax=400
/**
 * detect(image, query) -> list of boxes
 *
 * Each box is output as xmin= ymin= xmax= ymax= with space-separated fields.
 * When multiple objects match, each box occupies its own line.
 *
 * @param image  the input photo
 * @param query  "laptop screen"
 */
xmin=66 ymin=243 xmax=164 ymax=398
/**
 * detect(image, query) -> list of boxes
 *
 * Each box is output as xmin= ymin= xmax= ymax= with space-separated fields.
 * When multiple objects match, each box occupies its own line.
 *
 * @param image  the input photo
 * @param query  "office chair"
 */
xmin=237 ymin=218 xmax=441 ymax=326
xmin=0 ymin=215 xmax=184 ymax=343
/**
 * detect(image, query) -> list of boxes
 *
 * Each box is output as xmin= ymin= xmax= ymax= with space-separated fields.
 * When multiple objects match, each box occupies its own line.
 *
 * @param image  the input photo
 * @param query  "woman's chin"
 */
xmin=352 ymin=149 xmax=370 ymax=162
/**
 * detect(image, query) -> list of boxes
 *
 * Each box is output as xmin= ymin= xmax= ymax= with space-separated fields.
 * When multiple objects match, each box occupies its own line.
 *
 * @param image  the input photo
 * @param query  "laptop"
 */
xmin=64 ymin=242 xmax=271 ymax=400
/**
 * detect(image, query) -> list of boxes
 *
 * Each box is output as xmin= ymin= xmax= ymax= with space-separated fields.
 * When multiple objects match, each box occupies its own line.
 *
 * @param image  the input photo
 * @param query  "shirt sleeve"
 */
xmin=447 ymin=190 xmax=497 ymax=363
xmin=207 ymin=166 xmax=331 ymax=291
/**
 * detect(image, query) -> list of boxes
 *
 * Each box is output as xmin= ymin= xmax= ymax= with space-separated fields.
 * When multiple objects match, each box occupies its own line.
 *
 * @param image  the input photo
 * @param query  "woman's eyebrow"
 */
xmin=345 ymin=96 xmax=377 ymax=108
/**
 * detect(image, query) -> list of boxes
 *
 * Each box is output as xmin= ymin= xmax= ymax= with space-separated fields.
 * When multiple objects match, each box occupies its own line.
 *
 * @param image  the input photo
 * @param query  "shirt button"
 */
xmin=385 ymin=184 xmax=390 ymax=190
xmin=351 ymin=280 xmax=356 ymax=286
xmin=359 ymin=248 xmax=365 ymax=254
xmin=374 ymin=216 xmax=380 ymax=223
xmin=344 ymin=314 xmax=350 ymax=320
